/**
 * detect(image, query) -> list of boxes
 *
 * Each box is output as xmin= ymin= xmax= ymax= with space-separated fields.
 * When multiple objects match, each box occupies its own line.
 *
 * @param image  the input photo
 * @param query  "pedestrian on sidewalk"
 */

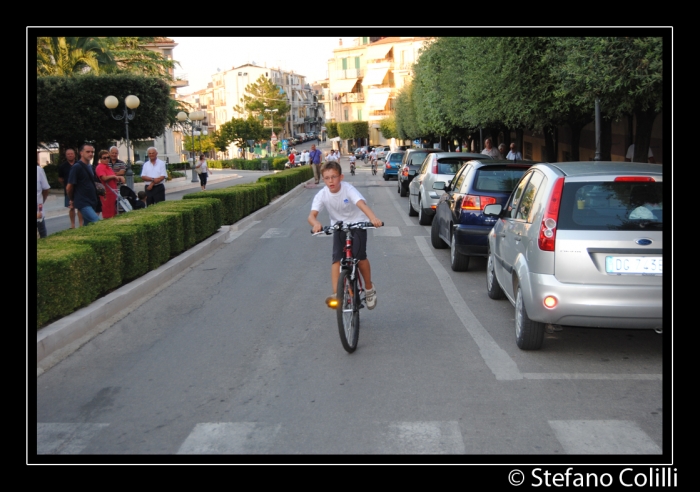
xmin=308 ymin=144 xmax=323 ymax=184
xmin=196 ymin=155 xmax=211 ymax=191
xmin=141 ymin=147 xmax=167 ymax=205
xmin=37 ymin=157 xmax=50 ymax=238
xmin=66 ymin=144 xmax=101 ymax=226
xmin=57 ymin=147 xmax=83 ymax=228
xmin=108 ymin=146 xmax=127 ymax=177
xmin=95 ymin=149 xmax=125 ymax=219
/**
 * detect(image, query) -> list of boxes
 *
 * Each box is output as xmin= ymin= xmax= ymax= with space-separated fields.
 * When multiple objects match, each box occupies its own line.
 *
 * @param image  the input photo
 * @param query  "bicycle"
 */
xmin=312 ymin=221 xmax=382 ymax=353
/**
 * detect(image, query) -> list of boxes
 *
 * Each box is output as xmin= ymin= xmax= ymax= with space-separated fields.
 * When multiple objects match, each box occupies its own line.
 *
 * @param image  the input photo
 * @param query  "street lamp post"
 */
xmin=105 ymin=94 xmax=140 ymax=190
xmin=177 ymin=110 xmax=205 ymax=182
xmin=264 ymin=108 xmax=279 ymax=155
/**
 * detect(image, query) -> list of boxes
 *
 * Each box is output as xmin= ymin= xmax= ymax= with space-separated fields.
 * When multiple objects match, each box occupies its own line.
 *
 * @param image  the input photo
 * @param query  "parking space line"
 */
xmin=414 ymin=236 xmax=523 ymax=380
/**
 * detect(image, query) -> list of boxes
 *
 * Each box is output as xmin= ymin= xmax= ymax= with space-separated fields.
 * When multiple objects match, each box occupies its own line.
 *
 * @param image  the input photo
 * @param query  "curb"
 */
xmin=37 ymin=178 xmax=315 ymax=369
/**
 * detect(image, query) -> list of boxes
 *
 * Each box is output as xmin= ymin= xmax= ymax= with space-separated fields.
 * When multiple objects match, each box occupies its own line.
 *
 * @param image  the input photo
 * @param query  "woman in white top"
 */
xmin=196 ymin=155 xmax=211 ymax=191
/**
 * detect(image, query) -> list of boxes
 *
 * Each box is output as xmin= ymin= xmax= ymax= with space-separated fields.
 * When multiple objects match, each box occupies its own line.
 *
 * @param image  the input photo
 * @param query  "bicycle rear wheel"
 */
xmin=337 ymin=269 xmax=359 ymax=353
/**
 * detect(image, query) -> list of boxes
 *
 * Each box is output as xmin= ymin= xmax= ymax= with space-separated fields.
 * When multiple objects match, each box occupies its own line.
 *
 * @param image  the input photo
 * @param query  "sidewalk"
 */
xmin=44 ymin=169 xmax=245 ymax=219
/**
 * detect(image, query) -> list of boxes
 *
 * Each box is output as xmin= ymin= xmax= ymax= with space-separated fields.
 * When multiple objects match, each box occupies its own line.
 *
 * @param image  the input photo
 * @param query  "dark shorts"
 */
xmin=332 ymin=228 xmax=367 ymax=263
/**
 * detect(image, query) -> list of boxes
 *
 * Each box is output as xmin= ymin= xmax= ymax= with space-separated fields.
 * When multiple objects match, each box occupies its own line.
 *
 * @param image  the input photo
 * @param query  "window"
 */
xmin=507 ymin=172 xmax=532 ymax=218
xmin=515 ymin=171 xmax=545 ymax=222
xmin=355 ymin=56 xmax=360 ymax=69
xmin=342 ymin=58 xmax=348 ymax=70
xmin=452 ymin=165 xmax=470 ymax=192
xmin=419 ymin=155 xmax=432 ymax=174
xmin=524 ymin=142 xmax=533 ymax=160
xmin=357 ymin=109 xmax=362 ymax=120
xmin=344 ymin=109 xmax=348 ymax=121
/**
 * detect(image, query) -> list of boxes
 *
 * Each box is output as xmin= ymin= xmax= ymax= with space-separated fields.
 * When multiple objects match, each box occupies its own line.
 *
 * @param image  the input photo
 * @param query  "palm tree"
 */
xmin=36 ymin=37 xmax=113 ymax=76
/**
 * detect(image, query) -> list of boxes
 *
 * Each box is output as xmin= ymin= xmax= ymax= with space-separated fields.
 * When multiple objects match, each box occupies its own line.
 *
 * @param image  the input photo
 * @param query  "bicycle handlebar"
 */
xmin=311 ymin=221 xmax=384 ymax=235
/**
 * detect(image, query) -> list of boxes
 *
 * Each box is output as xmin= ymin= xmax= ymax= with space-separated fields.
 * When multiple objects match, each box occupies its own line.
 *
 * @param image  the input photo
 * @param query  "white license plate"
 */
xmin=605 ymin=256 xmax=662 ymax=276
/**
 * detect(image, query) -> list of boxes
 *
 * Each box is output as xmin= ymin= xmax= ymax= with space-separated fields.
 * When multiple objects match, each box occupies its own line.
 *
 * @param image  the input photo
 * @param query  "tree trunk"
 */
xmin=600 ymin=118 xmax=612 ymax=161
xmin=543 ymin=125 xmax=557 ymax=162
xmin=634 ymin=107 xmax=658 ymax=163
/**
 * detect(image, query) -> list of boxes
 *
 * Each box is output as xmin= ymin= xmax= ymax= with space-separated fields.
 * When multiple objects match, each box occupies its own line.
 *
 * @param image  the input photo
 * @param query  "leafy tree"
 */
xmin=326 ymin=122 xmax=339 ymax=138
xmin=37 ymin=37 xmax=110 ymax=76
xmin=552 ymin=37 xmax=662 ymax=162
xmin=102 ymin=37 xmax=178 ymax=79
xmin=214 ymin=116 xmax=265 ymax=151
xmin=234 ymin=75 xmax=291 ymax=131
xmin=395 ymin=83 xmax=420 ymax=141
xmin=37 ymin=74 xmax=171 ymax=152
xmin=379 ymin=117 xmax=398 ymax=139
xmin=338 ymin=121 xmax=369 ymax=140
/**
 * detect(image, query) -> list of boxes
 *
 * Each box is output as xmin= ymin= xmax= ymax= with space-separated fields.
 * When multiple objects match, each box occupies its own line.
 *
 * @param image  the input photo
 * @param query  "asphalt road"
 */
xmin=34 ymin=165 xmax=664 ymax=463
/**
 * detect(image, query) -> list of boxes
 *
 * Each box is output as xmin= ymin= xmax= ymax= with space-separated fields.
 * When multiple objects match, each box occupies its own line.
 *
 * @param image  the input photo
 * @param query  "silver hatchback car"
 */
xmin=483 ymin=162 xmax=663 ymax=350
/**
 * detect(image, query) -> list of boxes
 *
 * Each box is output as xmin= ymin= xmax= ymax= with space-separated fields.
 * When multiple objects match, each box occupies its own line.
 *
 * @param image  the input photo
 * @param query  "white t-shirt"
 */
xmin=311 ymin=182 xmax=369 ymax=226
xmin=37 ymin=165 xmax=50 ymax=207
xmin=141 ymin=158 xmax=168 ymax=187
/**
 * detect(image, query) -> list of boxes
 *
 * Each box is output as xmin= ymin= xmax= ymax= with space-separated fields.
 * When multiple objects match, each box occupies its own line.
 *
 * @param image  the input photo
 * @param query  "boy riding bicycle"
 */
xmin=308 ymin=161 xmax=383 ymax=309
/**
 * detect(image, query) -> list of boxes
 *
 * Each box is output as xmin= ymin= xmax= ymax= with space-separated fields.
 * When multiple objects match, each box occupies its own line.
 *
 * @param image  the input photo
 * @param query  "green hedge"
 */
xmin=36 ymin=166 xmax=312 ymax=329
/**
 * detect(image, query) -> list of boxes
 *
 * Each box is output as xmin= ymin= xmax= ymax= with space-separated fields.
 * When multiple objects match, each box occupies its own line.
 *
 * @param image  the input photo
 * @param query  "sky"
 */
xmin=171 ymin=37 xmax=357 ymax=95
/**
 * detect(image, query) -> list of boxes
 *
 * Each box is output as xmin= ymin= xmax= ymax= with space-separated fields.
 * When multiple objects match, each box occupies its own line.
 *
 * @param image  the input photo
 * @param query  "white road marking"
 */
xmin=373 ymin=226 xmax=401 ymax=237
xmin=376 ymin=421 xmax=465 ymax=454
xmin=37 ymin=423 xmax=109 ymax=454
xmin=414 ymin=236 xmax=662 ymax=381
xmin=225 ymin=220 xmax=260 ymax=243
xmin=415 ymin=236 xmax=522 ymax=380
xmin=178 ymin=422 xmax=282 ymax=454
xmin=260 ymin=228 xmax=293 ymax=238
xmin=549 ymin=420 xmax=662 ymax=454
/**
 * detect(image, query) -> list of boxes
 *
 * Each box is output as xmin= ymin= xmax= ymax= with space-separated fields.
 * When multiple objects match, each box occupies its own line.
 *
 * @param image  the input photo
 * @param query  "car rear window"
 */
xmin=474 ymin=166 xmax=529 ymax=192
xmin=408 ymin=152 xmax=430 ymax=165
xmin=436 ymin=158 xmax=468 ymax=175
xmin=389 ymin=153 xmax=404 ymax=162
xmin=558 ymin=181 xmax=662 ymax=231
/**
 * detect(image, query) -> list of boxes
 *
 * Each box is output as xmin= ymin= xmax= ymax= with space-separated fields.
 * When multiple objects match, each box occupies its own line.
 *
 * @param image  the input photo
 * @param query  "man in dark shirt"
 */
xmin=66 ymin=144 xmax=100 ymax=226
xmin=57 ymin=148 xmax=83 ymax=228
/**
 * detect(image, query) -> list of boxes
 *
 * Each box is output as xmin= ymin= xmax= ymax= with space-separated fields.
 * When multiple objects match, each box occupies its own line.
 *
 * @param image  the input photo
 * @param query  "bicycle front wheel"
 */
xmin=337 ymin=269 xmax=360 ymax=353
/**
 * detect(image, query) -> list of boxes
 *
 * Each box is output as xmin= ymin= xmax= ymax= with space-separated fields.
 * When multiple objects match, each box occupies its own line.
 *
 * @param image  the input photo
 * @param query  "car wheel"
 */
xmin=431 ymin=216 xmax=447 ymax=249
xmin=383 ymin=174 xmax=389 ymax=181
xmin=397 ymin=180 xmax=401 ymax=194
xmin=450 ymin=231 xmax=470 ymax=271
xmin=515 ymin=284 xmax=545 ymax=350
xmin=400 ymin=181 xmax=408 ymax=197
xmin=408 ymin=194 xmax=418 ymax=216
xmin=418 ymin=197 xmax=432 ymax=225
xmin=486 ymin=252 xmax=505 ymax=300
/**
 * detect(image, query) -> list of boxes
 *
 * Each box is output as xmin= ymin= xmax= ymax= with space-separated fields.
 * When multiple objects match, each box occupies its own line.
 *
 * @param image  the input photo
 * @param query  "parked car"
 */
xmin=431 ymin=159 xmax=535 ymax=271
xmin=408 ymin=152 xmax=487 ymax=225
xmin=375 ymin=146 xmax=391 ymax=160
xmin=382 ymin=151 xmax=405 ymax=181
xmin=398 ymin=148 xmax=443 ymax=197
xmin=483 ymin=161 xmax=663 ymax=350
xmin=354 ymin=146 xmax=373 ymax=161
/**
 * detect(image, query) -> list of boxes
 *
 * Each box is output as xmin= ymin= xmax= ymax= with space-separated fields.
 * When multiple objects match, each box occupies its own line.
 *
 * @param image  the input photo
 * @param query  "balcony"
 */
xmin=332 ymin=68 xmax=364 ymax=79
xmin=343 ymin=93 xmax=365 ymax=103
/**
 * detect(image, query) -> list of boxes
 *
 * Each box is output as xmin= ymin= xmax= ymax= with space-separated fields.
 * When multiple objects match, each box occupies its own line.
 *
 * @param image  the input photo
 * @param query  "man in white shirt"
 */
xmin=625 ymin=144 xmax=656 ymax=163
xmin=141 ymin=147 xmax=167 ymax=205
xmin=481 ymin=138 xmax=502 ymax=158
xmin=37 ymin=158 xmax=50 ymax=238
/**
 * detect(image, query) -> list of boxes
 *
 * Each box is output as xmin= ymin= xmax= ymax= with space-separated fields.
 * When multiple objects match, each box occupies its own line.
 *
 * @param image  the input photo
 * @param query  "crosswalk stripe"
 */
xmin=36 ymin=423 xmax=109 ymax=454
xmin=549 ymin=420 xmax=662 ymax=454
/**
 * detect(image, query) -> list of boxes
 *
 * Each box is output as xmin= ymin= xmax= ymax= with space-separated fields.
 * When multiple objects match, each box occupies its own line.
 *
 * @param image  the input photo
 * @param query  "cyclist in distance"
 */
xmin=308 ymin=161 xmax=383 ymax=309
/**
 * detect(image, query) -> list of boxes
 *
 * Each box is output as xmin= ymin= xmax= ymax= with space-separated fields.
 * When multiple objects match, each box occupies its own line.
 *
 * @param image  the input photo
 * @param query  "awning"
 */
xmin=333 ymin=78 xmax=358 ymax=93
xmin=297 ymin=90 xmax=307 ymax=101
xmin=365 ymin=43 xmax=392 ymax=61
xmin=330 ymin=136 xmax=342 ymax=142
xmin=367 ymin=91 xmax=390 ymax=110
xmin=362 ymin=67 xmax=389 ymax=87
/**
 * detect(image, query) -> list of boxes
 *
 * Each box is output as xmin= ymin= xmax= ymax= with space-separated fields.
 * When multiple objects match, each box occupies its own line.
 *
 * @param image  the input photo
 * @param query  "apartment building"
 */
xmin=326 ymin=36 xmax=428 ymax=146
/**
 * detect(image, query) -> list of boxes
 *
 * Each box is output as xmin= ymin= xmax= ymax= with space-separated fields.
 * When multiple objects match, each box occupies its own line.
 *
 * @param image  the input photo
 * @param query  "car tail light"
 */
xmin=431 ymin=159 xmax=438 ymax=175
xmin=614 ymin=176 xmax=656 ymax=182
xmin=538 ymin=177 xmax=565 ymax=251
xmin=402 ymin=167 xmax=408 ymax=177
xmin=385 ymin=163 xmax=391 ymax=169
xmin=461 ymin=195 xmax=497 ymax=210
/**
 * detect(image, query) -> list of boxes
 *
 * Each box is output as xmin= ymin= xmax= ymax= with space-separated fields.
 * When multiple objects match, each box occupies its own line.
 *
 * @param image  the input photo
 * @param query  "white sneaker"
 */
xmin=365 ymin=284 xmax=377 ymax=310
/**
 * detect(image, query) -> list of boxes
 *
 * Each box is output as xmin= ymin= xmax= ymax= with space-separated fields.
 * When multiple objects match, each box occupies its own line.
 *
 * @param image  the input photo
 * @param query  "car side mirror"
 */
xmin=483 ymin=204 xmax=503 ymax=217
